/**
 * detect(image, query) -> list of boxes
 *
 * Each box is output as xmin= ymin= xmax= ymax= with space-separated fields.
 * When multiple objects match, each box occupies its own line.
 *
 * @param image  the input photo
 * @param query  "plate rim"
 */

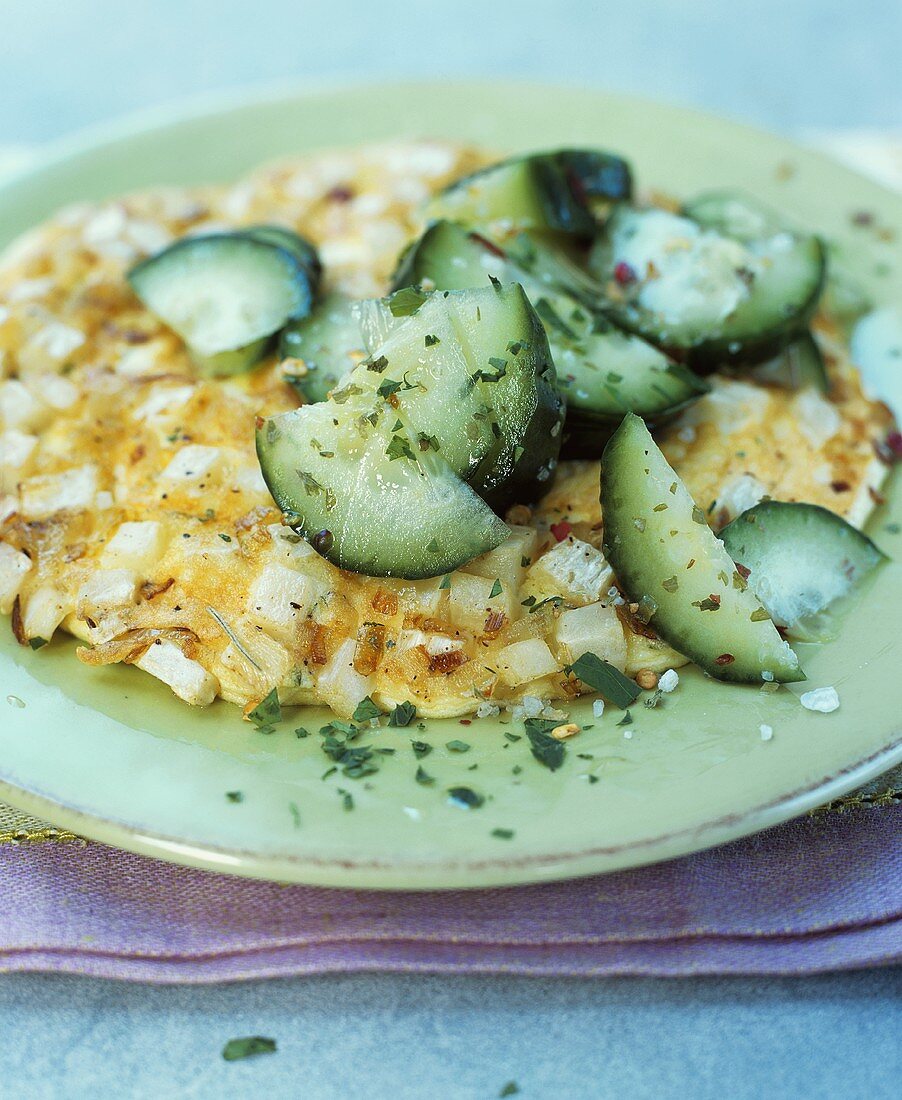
xmin=1 ymin=77 xmax=900 ymax=889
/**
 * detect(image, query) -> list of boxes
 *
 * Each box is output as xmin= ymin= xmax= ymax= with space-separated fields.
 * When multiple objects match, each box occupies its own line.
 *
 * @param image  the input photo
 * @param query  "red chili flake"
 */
xmin=714 ymin=653 xmax=735 ymax=665
xmin=469 ymin=231 xmax=507 ymax=259
xmin=326 ymin=185 xmax=354 ymax=203
xmin=459 ymin=719 xmax=472 ymax=725
xmin=735 ymin=562 xmax=751 ymax=581
xmin=830 ymin=480 xmax=851 ymax=493
xmin=614 ymin=261 xmax=637 ymax=286
xmin=886 ymin=432 xmax=902 ymax=460
xmin=550 ymin=521 xmax=572 ymax=542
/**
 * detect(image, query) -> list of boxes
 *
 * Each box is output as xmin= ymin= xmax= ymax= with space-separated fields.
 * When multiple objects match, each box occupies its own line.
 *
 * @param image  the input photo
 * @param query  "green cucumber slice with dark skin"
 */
xmin=589 ymin=197 xmax=826 ymax=370
xmin=600 ymin=413 xmax=805 ymax=683
xmin=391 ymin=221 xmax=706 ymax=456
xmin=425 ymin=149 xmax=630 ymax=238
xmin=279 ymin=292 xmax=364 ymax=403
xmin=128 ymin=231 xmax=320 ymax=377
xmin=355 ymin=283 xmax=564 ymax=507
xmin=256 ymin=395 xmax=508 ymax=578
xmin=718 ymin=501 xmax=886 ymax=638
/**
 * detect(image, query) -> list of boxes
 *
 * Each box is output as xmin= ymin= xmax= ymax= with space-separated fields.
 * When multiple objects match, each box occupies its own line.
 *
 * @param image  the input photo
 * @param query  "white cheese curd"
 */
xmin=612 ymin=209 xmax=756 ymax=327
xmin=658 ymin=669 xmax=680 ymax=693
xmin=800 ymin=686 xmax=840 ymax=713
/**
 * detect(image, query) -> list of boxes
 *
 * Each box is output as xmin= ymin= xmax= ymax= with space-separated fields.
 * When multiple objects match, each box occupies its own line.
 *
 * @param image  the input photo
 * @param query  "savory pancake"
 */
xmin=0 ymin=142 xmax=893 ymax=717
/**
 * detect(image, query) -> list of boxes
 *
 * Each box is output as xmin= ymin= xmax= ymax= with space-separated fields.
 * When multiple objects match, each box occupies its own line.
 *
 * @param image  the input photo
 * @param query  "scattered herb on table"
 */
xmin=225 ymin=791 xmax=243 ymax=803
xmin=415 ymin=766 xmax=435 ymax=786
xmin=289 ymin=801 xmax=301 ymax=828
xmin=222 ymin=1036 xmax=277 ymax=1062
xmin=499 ymin=1082 xmax=520 ymax=1097
xmin=491 ymin=828 xmax=515 ymax=840
xmin=338 ymin=788 xmax=354 ymax=811
xmin=410 ymin=739 xmax=433 ymax=758
xmin=617 ymin=710 xmax=633 ymax=727
xmin=445 ymin=739 xmax=471 ymax=753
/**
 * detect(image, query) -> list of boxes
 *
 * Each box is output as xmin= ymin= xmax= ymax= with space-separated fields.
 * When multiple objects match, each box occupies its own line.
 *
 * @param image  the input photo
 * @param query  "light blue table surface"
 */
xmin=1 ymin=1 xmax=901 ymax=1095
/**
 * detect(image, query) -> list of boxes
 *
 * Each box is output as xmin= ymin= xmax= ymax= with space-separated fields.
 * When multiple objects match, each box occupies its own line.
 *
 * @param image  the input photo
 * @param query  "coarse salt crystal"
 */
xmin=476 ymin=701 xmax=500 ymax=719
xmin=759 ymin=724 xmax=774 ymax=741
xmin=592 ymin=699 xmax=605 ymax=719
xmin=658 ymin=669 xmax=679 ymax=693
xmin=800 ymin=687 xmax=840 ymax=714
xmin=623 ymin=729 xmax=633 ymax=740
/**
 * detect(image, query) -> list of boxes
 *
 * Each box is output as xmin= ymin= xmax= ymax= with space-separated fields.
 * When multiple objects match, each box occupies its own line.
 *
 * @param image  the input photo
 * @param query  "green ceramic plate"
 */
xmin=1 ymin=82 xmax=900 ymax=889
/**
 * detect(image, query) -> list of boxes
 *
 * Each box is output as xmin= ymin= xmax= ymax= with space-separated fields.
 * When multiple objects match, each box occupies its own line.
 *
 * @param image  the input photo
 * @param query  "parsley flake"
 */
xmin=389 ymin=701 xmax=417 ymax=727
xmin=566 ymin=653 xmax=640 ymax=708
xmin=410 ymin=739 xmax=432 ymax=757
xmin=352 ymin=695 xmax=382 ymax=723
xmin=489 ymin=578 xmax=503 ymax=599
xmin=491 ymin=828 xmax=515 ymax=840
xmin=225 ymin=790 xmax=243 ymax=803
xmin=248 ymin=688 xmax=281 ymax=729
xmin=222 ymin=1036 xmax=277 ymax=1062
xmin=386 ymin=434 xmax=415 ymax=462
xmin=524 ymin=718 xmax=565 ymax=771
xmin=448 ymin=786 xmax=484 ymax=809
xmin=415 ymin=765 xmax=435 ymax=786
xmin=445 ymin=739 xmax=471 ymax=753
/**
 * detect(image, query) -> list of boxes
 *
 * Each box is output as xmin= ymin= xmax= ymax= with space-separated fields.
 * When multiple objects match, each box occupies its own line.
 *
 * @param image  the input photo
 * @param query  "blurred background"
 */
xmin=1 ymin=0 xmax=900 ymax=146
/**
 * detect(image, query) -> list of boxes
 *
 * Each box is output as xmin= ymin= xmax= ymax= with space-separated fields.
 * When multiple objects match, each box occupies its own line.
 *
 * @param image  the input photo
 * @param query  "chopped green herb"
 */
xmin=492 ymin=828 xmax=515 ymax=840
xmin=386 ymin=434 xmax=415 ymax=462
xmin=439 ymin=574 xmax=452 ymax=590
xmin=885 ymin=522 xmax=901 ymax=534
xmin=445 ymin=739 xmax=471 ymax=753
xmin=415 ymin=765 xmax=435 ymax=786
xmin=499 ymin=1082 xmax=520 ymax=1097
xmin=617 ymin=710 xmax=633 ymax=727
xmin=218 ymin=533 xmax=232 ymax=543
xmin=377 ymin=377 xmax=404 ymax=399
xmin=424 ymin=333 xmax=440 ymax=347
xmin=520 ymin=555 xmax=532 ymax=567
xmin=503 ymin=732 xmax=522 ymax=743
xmin=389 ymin=287 xmax=428 ymax=316
xmin=489 ymin=578 xmax=503 ymax=599
xmin=692 ymin=595 xmax=722 ymax=612
xmin=528 ymin=595 xmax=564 ymax=614
xmin=352 ymin=695 xmax=382 ymax=723
xmin=294 ymin=727 xmax=310 ymax=739
xmin=691 ymin=505 xmax=707 ymax=525
xmin=661 ymin=575 xmax=679 ymax=593
xmin=28 ymin=637 xmax=48 ymax=650
xmin=524 ymin=718 xmax=565 ymax=771
xmin=225 ymin=790 xmax=243 ymax=803
xmin=222 ymin=1036 xmax=277 ymax=1062
xmin=417 ymin=432 xmax=440 ymax=452
xmin=338 ymin=788 xmax=354 ymax=811
xmin=389 ymin=701 xmax=417 ymax=727
xmin=566 ymin=653 xmax=640 ymax=708
xmin=288 ymin=801 xmax=301 ymax=828
xmin=248 ymin=688 xmax=281 ymax=729
xmin=448 ymin=786 xmax=484 ymax=809
xmin=426 ymin=538 xmax=440 ymax=554
xmin=410 ymin=739 xmax=432 ymax=757
xmin=750 ymin=607 xmax=771 ymax=621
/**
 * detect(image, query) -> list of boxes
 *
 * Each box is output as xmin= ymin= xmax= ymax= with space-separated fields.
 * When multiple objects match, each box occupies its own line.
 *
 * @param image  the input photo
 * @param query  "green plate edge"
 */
xmin=0 ymin=80 xmax=900 ymax=890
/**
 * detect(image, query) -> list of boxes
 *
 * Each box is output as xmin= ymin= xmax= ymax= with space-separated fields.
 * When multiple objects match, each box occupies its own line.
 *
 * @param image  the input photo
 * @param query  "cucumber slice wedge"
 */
xmin=391 ymin=222 xmax=707 ymax=456
xmin=256 ymin=395 xmax=508 ymax=578
xmin=589 ymin=198 xmax=826 ymax=369
xmin=128 ymin=232 xmax=320 ymax=376
xmin=719 ymin=501 xmax=886 ymax=638
xmin=355 ymin=283 xmax=564 ymax=506
xmin=241 ymin=225 xmax=322 ymax=279
xmin=600 ymin=414 xmax=804 ymax=683
xmin=279 ymin=292 xmax=364 ymax=403
xmin=425 ymin=151 xmax=615 ymax=238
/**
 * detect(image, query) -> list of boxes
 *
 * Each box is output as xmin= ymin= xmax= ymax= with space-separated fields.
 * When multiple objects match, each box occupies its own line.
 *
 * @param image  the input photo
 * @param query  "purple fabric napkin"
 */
xmin=1 ymin=801 xmax=899 ymax=982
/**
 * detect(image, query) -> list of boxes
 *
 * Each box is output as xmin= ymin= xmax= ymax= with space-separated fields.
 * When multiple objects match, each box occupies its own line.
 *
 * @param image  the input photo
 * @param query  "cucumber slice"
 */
xmin=718 ymin=501 xmax=886 ymax=638
xmin=589 ymin=199 xmax=826 ymax=369
xmin=256 ymin=395 xmax=508 ymax=578
xmin=744 ymin=332 xmax=828 ymax=393
xmin=279 ymin=292 xmax=364 ymax=403
xmin=425 ymin=152 xmax=603 ymax=237
xmin=241 ymin=225 xmax=322 ymax=279
xmin=390 ymin=222 xmax=707 ymax=456
xmin=355 ymin=284 xmax=564 ymax=506
xmin=128 ymin=232 xmax=320 ymax=376
xmin=600 ymin=414 xmax=804 ymax=682
xmin=534 ymin=294 xmax=709 ymax=442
